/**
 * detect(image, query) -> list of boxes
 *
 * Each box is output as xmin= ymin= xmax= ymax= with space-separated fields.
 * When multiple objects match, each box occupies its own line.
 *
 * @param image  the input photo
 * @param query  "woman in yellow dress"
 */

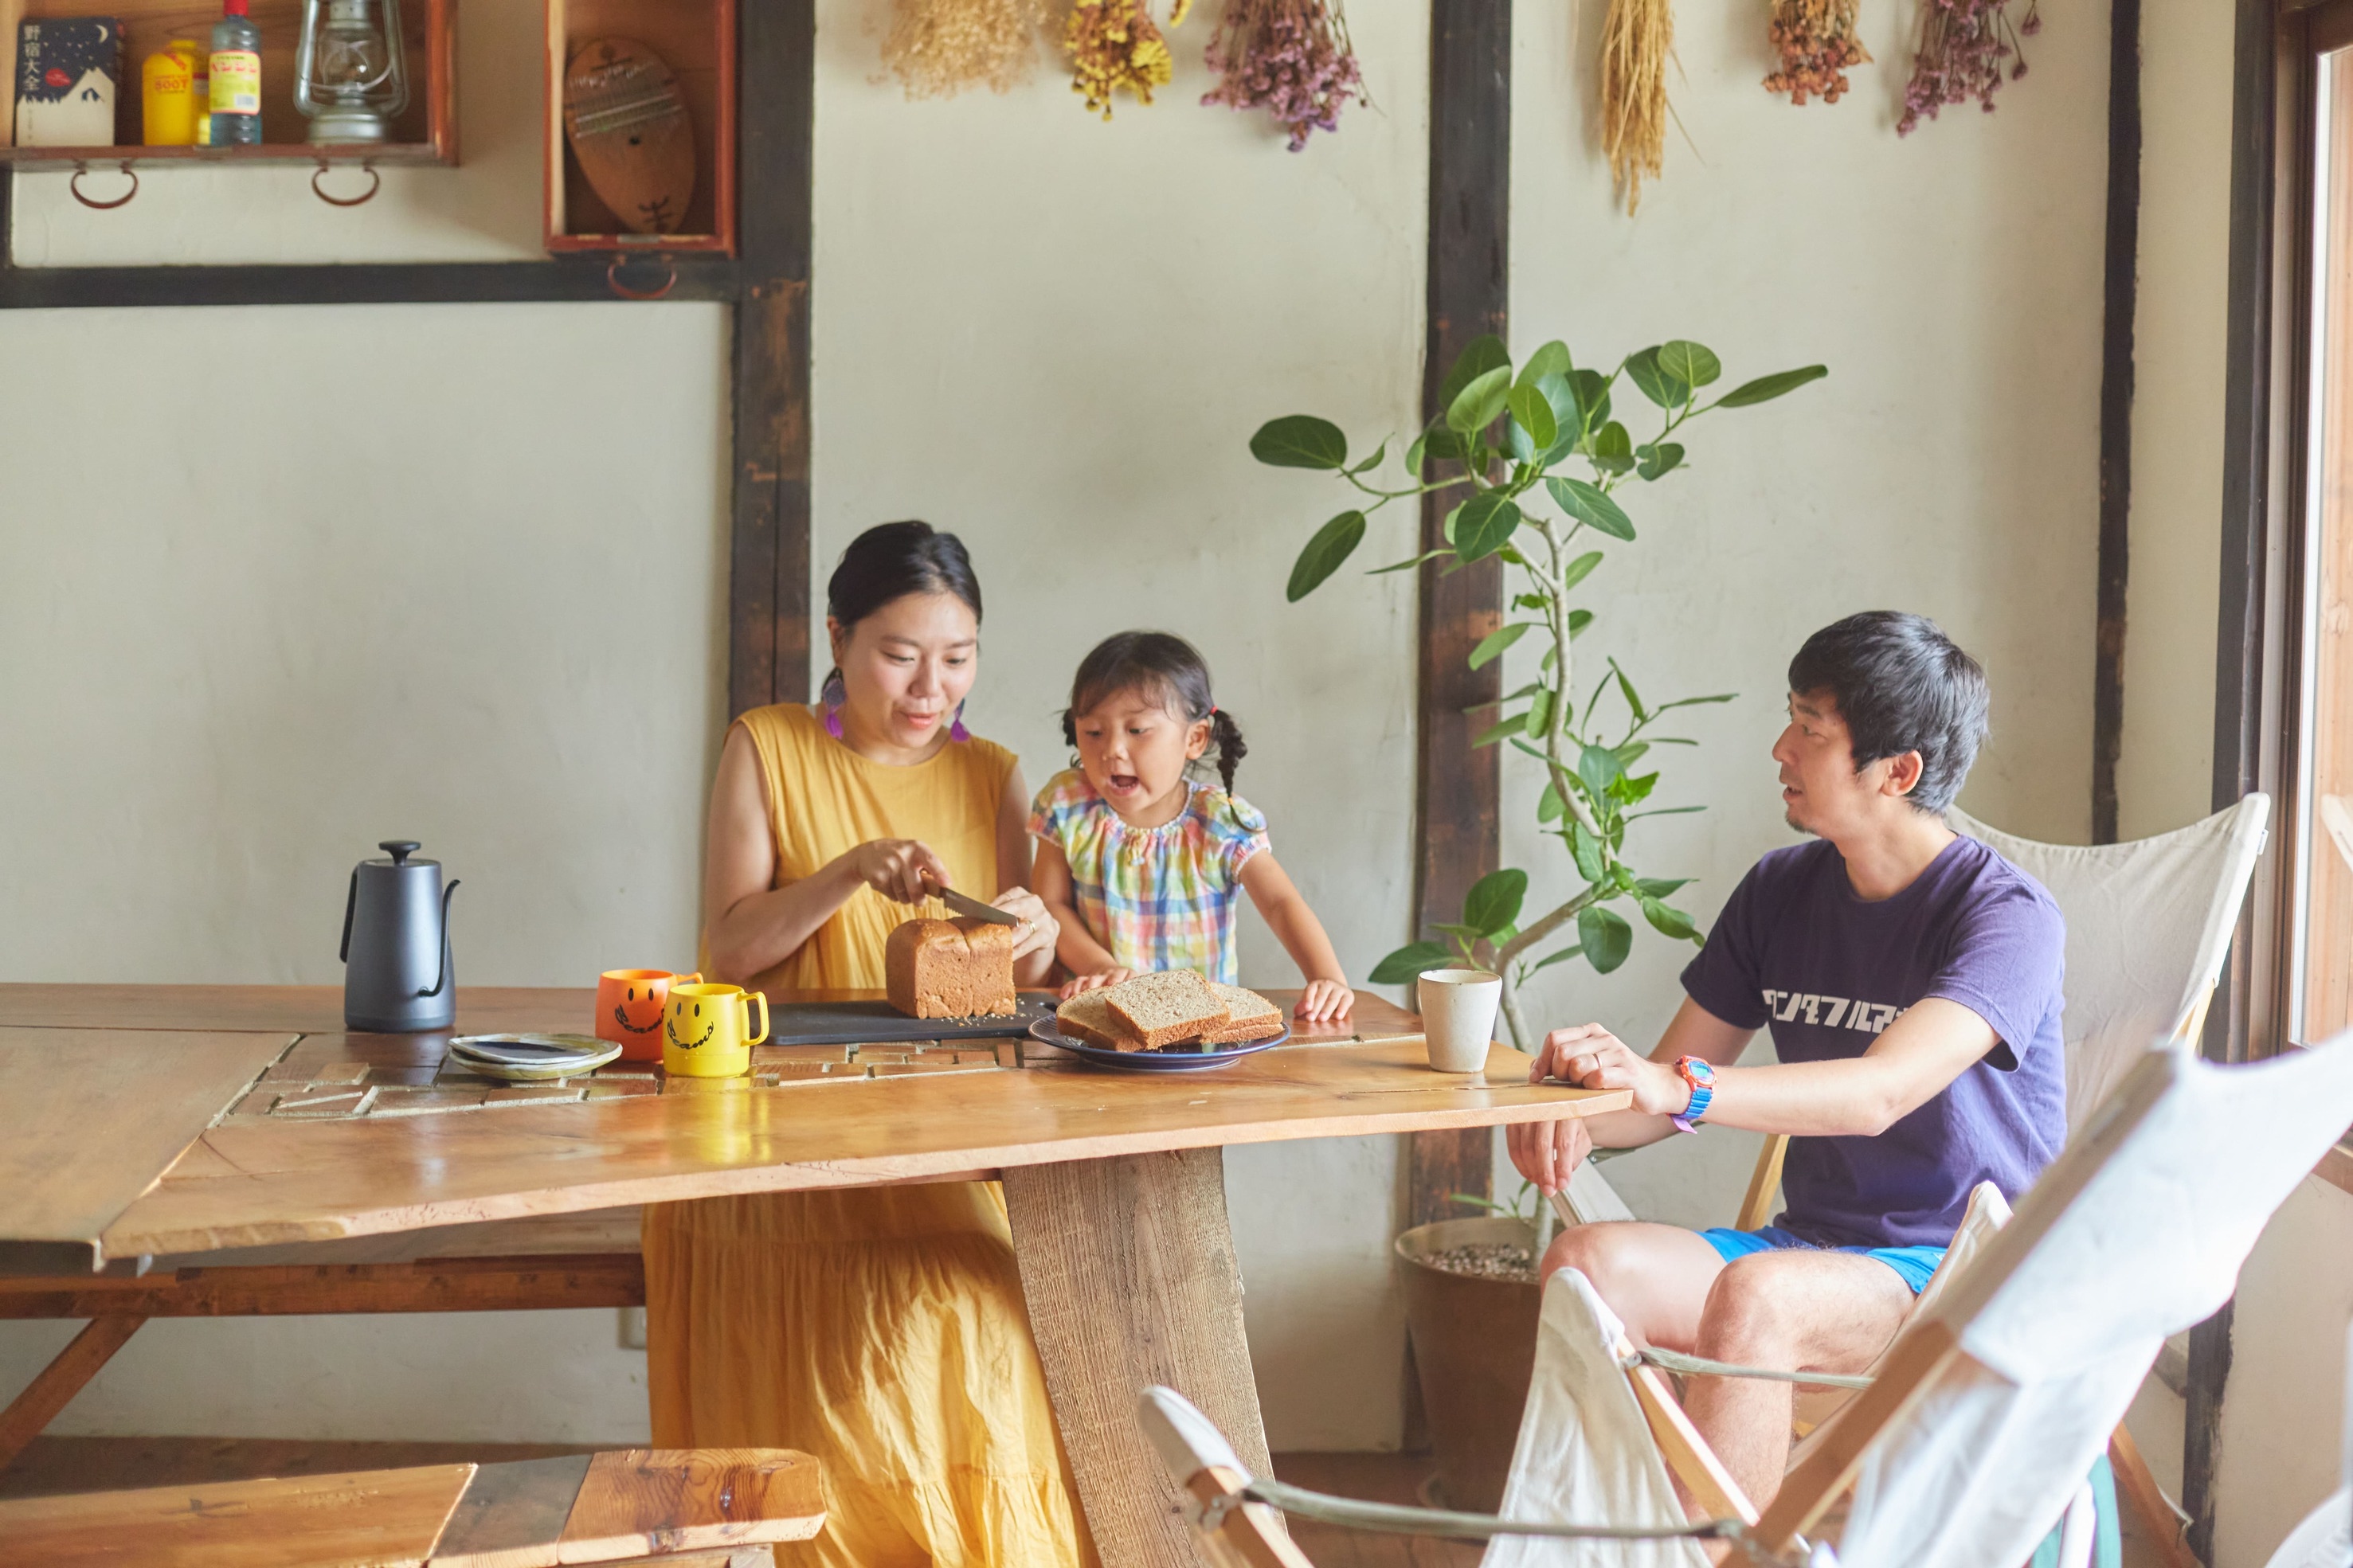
xmin=644 ymin=521 xmax=1093 ymax=1567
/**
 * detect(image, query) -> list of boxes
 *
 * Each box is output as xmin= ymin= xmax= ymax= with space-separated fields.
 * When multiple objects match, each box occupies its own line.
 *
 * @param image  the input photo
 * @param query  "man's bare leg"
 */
xmin=1680 ymin=1250 xmax=1914 ymax=1507
xmin=1537 ymin=1222 xmax=1729 ymax=1350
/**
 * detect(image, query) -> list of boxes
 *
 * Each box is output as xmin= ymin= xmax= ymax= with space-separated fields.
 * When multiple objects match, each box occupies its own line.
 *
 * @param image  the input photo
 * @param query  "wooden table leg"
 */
xmin=1004 ymin=1148 xmax=1274 ymax=1568
xmin=0 ymin=1314 xmax=145 ymax=1471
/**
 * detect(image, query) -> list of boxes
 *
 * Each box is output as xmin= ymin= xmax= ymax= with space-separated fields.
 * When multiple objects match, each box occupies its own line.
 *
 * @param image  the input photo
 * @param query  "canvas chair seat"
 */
xmin=1141 ymin=1032 xmax=2353 ymax=1568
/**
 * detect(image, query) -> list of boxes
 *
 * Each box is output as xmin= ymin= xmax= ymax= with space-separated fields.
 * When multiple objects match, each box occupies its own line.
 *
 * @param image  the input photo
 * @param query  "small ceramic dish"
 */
xmin=447 ymin=1033 xmax=620 ymax=1082
xmin=1025 ymin=1018 xmax=1289 ymax=1072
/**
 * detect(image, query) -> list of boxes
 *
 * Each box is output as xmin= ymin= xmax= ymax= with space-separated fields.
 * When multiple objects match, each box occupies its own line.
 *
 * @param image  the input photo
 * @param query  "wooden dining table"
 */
xmin=0 ymin=982 xmax=1627 ymax=1567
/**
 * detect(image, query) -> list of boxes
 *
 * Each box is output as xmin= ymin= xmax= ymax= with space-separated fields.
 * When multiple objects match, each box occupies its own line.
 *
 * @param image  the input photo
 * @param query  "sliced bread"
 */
xmin=1197 ymin=983 xmax=1286 ymax=1045
xmin=1101 ymin=969 xmax=1230 ymax=1050
xmin=1055 ymin=989 xmax=1141 ymax=1051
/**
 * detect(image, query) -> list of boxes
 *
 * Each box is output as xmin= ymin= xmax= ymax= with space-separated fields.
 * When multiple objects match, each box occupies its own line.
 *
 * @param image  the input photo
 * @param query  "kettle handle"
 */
xmin=339 ymin=869 xmax=358 ymax=964
xmin=417 ymin=878 xmax=460 ymax=998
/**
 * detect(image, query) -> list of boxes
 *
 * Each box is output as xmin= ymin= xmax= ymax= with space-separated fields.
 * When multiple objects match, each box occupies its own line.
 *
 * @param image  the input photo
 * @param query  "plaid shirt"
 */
xmin=1028 ymin=768 xmax=1270 ymax=983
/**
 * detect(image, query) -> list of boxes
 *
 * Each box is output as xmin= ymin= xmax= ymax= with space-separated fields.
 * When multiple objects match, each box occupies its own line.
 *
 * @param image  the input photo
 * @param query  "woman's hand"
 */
xmin=1507 ymin=1112 xmax=1595 ymax=1196
xmin=1294 ymin=979 xmax=1353 ymax=1023
xmin=1058 ymin=967 xmax=1133 ymax=1000
xmin=989 ymin=886 xmax=1059 ymax=965
xmin=1529 ymin=1023 xmax=1689 ymax=1116
xmin=844 ymin=839 xmax=952 ymax=905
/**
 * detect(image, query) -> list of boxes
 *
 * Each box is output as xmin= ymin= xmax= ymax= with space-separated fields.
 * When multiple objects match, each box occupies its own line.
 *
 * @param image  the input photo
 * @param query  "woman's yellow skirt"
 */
xmin=644 ymin=1183 xmax=1096 ymax=1568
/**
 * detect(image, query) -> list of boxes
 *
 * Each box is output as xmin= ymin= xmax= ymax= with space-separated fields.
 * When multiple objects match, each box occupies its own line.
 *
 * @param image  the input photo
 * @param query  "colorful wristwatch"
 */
xmin=1670 ymin=1055 xmax=1716 ymax=1133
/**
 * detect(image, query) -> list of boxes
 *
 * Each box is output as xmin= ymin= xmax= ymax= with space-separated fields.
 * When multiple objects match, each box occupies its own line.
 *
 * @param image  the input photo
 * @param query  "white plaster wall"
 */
xmin=805 ymin=0 xmax=1428 ymax=1449
xmin=2117 ymin=0 xmax=2235 ymax=841
xmin=1492 ymin=0 xmax=2108 ymax=1222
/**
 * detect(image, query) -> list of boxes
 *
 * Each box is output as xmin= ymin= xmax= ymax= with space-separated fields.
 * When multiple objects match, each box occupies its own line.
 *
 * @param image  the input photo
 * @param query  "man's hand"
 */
xmin=1507 ymin=1111 xmax=1596 ymax=1196
xmin=1530 ymin=1023 xmax=1692 ymax=1116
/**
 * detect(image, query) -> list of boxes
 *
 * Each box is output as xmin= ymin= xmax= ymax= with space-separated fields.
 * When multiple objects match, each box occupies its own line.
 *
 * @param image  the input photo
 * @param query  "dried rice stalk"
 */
xmin=1599 ymin=0 xmax=1671 ymax=213
xmin=882 ymin=0 xmax=1050 ymax=99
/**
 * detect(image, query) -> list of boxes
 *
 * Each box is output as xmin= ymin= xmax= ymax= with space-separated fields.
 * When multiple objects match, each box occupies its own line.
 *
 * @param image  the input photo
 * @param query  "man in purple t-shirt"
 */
xmin=1505 ymin=611 xmax=2065 ymax=1512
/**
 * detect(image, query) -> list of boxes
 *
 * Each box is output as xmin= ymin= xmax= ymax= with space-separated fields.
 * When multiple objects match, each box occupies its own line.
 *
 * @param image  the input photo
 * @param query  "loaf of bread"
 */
xmin=1055 ymin=990 xmax=1137 ymax=1051
xmin=1102 ymin=968 xmax=1230 ymax=1050
xmin=885 ymin=917 xmax=1016 ymax=1019
xmin=1198 ymin=983 xmax=1286 ymax=1045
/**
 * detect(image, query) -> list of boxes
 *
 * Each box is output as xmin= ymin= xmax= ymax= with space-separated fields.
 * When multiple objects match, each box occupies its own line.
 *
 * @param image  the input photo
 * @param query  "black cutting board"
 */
xmin=765 ymin=993 xmax=1056 ymax=1046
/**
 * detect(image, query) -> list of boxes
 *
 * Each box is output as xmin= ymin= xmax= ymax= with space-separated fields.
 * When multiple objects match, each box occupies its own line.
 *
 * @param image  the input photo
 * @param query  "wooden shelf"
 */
xmin=544 ymin=0 xmax=734 ymax=256
xmin=0 ymin=0 xmax=455 ymax=170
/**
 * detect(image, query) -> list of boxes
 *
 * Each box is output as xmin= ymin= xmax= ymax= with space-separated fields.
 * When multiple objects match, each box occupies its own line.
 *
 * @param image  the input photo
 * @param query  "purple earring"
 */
xmin=949 ymin=700 xmax=970 ymax=744
xmin=822 ymin=672 xmax=847 ymax=740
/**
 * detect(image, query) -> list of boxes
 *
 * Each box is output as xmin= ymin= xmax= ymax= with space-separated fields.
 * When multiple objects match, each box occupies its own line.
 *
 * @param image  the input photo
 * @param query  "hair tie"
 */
xmin=1210 ymin=706 xmax=1220 ymax=715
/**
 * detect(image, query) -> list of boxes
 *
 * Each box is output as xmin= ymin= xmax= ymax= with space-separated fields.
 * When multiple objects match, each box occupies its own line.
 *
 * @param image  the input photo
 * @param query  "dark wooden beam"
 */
xmin=1407 ymin=0 xmax=1511 ymax=1229
xmin=0 ymin=1254 xmax=646 ymax=1318
xmin=0 ymin=248 xmax=742 ymax=310
xmin=726 ymin=0 xmax=816 ymax=719
xmin=2093 ymin=0 xmax=2143 ymax=846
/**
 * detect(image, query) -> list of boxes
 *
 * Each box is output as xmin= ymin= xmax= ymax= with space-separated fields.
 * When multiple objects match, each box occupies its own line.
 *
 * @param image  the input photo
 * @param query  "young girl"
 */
xmin=1030 ymin=631 xmax=1354 ymax=1023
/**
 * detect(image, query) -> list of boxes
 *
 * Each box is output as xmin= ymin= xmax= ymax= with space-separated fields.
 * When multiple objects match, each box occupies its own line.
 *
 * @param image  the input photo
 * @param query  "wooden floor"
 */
xmin=0 ymin=1436 xmax=2172 ymax=1568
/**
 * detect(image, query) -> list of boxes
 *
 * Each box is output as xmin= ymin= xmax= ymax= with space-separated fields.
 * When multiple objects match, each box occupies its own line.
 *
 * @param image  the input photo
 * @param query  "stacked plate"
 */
xmin=447 ymin=1033 xmax=621 ymax=1082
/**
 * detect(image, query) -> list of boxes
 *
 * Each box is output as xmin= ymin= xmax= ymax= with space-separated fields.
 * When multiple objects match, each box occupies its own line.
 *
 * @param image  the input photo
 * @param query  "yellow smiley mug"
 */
xmin=661 ymin=982 xmax=769 ymax=1077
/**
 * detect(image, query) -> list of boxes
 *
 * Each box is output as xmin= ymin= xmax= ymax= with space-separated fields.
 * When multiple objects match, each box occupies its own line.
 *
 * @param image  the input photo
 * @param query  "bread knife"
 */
xmin=924 ymin=878 xmax=1021 ymax=927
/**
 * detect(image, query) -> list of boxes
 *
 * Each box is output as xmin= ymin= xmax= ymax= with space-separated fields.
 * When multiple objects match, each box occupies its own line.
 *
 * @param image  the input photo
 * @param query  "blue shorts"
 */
xmin=1697 ymin=1226 xmax=1948 ymax=1295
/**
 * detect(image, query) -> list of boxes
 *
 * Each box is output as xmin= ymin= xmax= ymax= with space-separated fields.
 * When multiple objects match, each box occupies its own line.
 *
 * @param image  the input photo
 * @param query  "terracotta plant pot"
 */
xmin=1394 ymin=1215 xmax=1543 ymax=1513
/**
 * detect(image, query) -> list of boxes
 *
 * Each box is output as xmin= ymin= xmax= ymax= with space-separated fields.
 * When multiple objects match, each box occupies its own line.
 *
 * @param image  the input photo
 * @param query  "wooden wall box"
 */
xmin=543 ymin=0 xmax=735 ymax=256
xmin=0 ymin=0 xmax=456 ymax=169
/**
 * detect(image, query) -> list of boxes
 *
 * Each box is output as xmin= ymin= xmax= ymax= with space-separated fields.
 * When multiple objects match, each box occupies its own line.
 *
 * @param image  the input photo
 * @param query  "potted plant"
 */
xmin=1250 ymin=334 xmax=1825 ymax=1046
xmin=1253 ymin=332 xmax=1823 ymax=1500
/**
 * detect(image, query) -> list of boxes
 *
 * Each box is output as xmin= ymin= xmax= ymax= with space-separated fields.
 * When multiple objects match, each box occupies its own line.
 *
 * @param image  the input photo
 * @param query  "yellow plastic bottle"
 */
xmin=141 ymin=39 xmax=199 ymax=146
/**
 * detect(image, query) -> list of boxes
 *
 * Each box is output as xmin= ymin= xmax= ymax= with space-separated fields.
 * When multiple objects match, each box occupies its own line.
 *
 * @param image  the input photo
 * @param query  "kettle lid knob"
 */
xmin=379 ymin=840 xmax=421 ymax=865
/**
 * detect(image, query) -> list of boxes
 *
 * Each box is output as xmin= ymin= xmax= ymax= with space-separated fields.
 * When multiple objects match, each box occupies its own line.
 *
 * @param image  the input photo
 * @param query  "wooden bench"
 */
xmin=0 ymin=1445 xmax=824 ymax=1567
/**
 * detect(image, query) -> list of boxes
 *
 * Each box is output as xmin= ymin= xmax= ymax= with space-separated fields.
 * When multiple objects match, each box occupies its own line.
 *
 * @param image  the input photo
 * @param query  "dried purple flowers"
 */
xmin=1897 ymin=0 xmax=2040 ymax=135
xmin=1200 ymin=0 xmax=1365 ymax=152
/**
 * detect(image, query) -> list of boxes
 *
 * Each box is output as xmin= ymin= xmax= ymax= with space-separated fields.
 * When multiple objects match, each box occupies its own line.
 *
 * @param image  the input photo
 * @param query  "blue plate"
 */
xmin=1027 ymin=1017 xmax=1290 ymax=1071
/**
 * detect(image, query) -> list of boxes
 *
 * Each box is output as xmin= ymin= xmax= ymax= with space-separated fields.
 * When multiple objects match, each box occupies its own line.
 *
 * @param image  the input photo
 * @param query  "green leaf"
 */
xmin=1638 ymin=897 xmax=1701 ymax=942
xmin=1534 ymin=372 xmax=1581 ymax=444
xmin=1623 ymin=347 xmax=1689 ymax=410
xmin=1579 ymin=905 xmax=1635 ymax=973
xmin=1714 ymin=365 xmax=1829 ymax=408
xmin=1514 ymin=592 xmax=1550 ymax=611
xmin=1421 ymin=420 xmax=1469 ymax=463
xmin=1518 ymin=341 xmax=1572 ymax=387
xmin=1568 ymin=608 xmax=1594 ymax=637
xmin=1635 ymin=877 xmax=1692 ymax=898
xmin=1657 ymin=692 xmax=1737 ymax=710
xmin=1447 ymin=366 xmax=1513 ymax=436
xmin=1348 ymin=440 xmax=1388 ymax=475
xmin=1252 ymin=416 xmax=1349 ymax=470
xmin=1286 ymin=510 xmax=1367 ymax=601
xmin=1526 ymin=944 xmax=1585 ymax=977
xmin=1537 ymin=780 xmax=1565 ymax=823
xmin=1404 ymin=432 xmax=1426 ymax=476
xmin=1657 ymin=341 xmax=1721 ymax=388
xmin=1464 ymin=868 xmax=1529 ymax=936
xmin=1636 ymin=441 xmax=1685 ymax=481
xmin=1368 ymin=548 xmax=1450 ymax=576
xmin=1610 ymin=770 xmax=1659 ymax=805
xmin=1469 ymin=621 xmax=1536 ymax=670
xmin=1506 ymin=385 xmax=1559 ymax=455
xmin=1616 ymin=741 xmax=1650 ymax=767
xmin=1454 ymin=493 xmax=1524 ymax=562
xmin=1570 ymin=820 xmax=1606 ymax=883
xmin=1526 ymin=687 xmax=1552 ymax=741
xmin=1369 ymin=940 xmax=1458 ymax=984
xmin=1560 ymin=550 xmax=1605 ymax=592
xmin=1473 ymin=713 xmax=1528 ymax=748
xmin=1615 ymin=663 xmax=1647 ymax=721
xmin=1626 ymin=804 xmax=1708 ymax=819
xmin=1578 ymin=742 xmax=1624 ymax=802
xmin=1546 ymin=476 xmax=1637 ymax=542
xmin=1433 ymin=922 xmax=1488 ymax=943
xmin=1569 ymin=370 xmax=1612 ymax=432
xmin=1592 ymin=422 xmax=1635 ymax=475
xmin=1437 ymin=335 xmax=1512 ymax=413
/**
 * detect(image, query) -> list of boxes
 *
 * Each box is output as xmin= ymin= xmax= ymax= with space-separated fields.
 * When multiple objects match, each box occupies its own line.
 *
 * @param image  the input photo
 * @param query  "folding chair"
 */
xmin=1145 ymin=1034 xmax=2353 ymax=1568
xmin=2258 ymin=1314 xmax=2353 ymax=1568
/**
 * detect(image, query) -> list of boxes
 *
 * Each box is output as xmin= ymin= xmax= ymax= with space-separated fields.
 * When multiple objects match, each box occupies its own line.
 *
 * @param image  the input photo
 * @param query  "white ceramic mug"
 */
xmin=1417 ymin=968 xmax=1502 ymax=1073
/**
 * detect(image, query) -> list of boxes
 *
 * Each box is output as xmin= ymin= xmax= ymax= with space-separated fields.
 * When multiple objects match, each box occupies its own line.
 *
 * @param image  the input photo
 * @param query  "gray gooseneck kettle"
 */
xmin=340 ymin=840 xmax=460 ymax=1032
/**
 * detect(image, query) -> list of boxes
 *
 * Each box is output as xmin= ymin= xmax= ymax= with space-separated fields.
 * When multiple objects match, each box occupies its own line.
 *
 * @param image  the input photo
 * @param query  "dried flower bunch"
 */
xmin=1200 ymin=0 xmax=1365 ymax=152
xmin=883 ymin=0 xmax=1050 ymax=99
xmin=1897 ymin=0 xmax=2040 ymax=135
xmin=1067 ymin=0 xmax=1183 ymax=119
xmin=1599 ymin=0 xmax=1672 ymax=212
xmin=1764 ymin=0 xmax=1869 ymax=105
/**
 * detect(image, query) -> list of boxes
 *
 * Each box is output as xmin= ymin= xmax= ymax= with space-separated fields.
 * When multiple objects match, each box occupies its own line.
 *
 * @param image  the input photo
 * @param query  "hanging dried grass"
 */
xmin=1067 ymin=0 xmax=1179 ymax=119
xmin=881 ymin=0 xmax=1051 ymax=100
xmin=1764 ymin=0 xmax=1869 ymax=105
xmin=1599 ymin=0 xmax=1671 ymax=213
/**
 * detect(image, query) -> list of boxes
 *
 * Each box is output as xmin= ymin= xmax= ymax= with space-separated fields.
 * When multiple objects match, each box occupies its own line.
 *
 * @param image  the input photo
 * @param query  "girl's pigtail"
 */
xmin=1209 ymin=709 xmax=1247 ymax=812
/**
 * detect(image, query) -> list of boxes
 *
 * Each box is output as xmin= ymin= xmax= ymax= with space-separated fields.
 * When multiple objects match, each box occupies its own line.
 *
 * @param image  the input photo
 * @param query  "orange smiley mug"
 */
xmin=662 ymin=982 xmax=769 ymax=1078
xmin=597 ymin=969 xmax=702 ymax=1062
